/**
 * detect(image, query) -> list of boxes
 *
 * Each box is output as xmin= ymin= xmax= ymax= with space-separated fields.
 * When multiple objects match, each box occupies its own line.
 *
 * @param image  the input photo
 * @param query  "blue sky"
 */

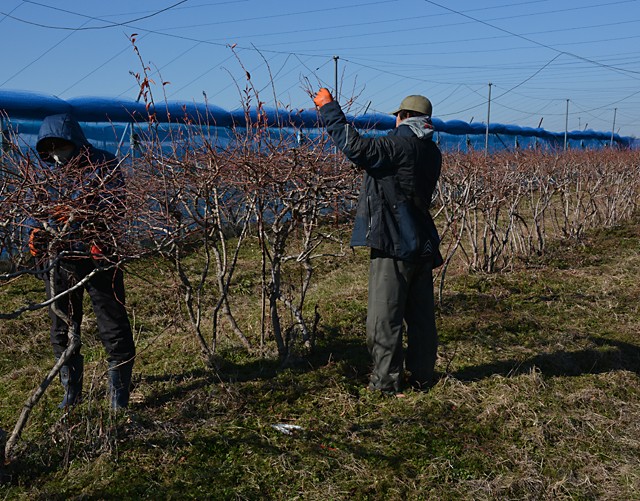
xmin=1 ymin=0 xmax=639 ymax=136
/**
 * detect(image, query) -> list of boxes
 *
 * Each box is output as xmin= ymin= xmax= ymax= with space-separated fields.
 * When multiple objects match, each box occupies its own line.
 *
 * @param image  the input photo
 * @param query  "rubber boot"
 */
xmin=58 ymin=354 xmax=83 ymax=408
xmin=108 ymin=360 xmax=133 ymax=410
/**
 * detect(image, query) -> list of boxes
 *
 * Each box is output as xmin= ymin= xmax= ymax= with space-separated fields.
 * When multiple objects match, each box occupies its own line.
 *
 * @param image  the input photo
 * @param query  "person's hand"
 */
xmin=90 ymin=242 xmax=103 ymax=259
xmin=90 ymin=242 xmax=111 ymax=262
xmin=313 ymin=88 xmax=334 ymax=108
xmin=28 ymin=228 xmax=48 ymax=257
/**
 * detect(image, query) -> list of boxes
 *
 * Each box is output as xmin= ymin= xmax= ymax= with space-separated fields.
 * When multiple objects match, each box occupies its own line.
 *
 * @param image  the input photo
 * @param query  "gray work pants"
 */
xmin=366 ymin=255 xmax=438 ymax=392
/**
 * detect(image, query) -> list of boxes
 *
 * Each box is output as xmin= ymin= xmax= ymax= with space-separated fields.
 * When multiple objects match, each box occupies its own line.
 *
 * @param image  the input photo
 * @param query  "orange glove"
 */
xmin=90 ymin=243 xmax=108 ymax=261
xmin=90 ymin=243 xmax=103 ymax=258
xmin=29 ymin=229 xmax=48 ymax=257
xmin=51 ymin=204 xmax=71 ymax=224
xmin=313 ymin=88 xmax=334 ymax=108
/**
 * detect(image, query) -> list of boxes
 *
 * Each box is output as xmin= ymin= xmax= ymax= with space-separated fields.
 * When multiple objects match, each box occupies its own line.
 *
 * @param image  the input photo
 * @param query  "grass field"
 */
xmin=1 ymin=215 xmax=639 ymax=500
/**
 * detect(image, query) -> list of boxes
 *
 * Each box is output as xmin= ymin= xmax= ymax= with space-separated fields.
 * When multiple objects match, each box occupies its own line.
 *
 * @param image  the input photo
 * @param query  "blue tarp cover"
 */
xmin=0 ymin=89 xmax=634 ymax=148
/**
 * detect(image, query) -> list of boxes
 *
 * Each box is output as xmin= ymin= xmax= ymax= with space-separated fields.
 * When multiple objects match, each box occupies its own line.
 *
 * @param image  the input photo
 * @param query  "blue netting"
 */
xmin=1 ymin=89 xmax=635 ymax=154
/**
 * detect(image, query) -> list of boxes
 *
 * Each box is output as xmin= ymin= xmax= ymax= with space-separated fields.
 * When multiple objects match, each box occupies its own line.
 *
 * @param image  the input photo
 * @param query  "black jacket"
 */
xmin=319 ymin=101 xmax=442 ymax=263
xmin=34 ymin=113 xmax=125 ymax=253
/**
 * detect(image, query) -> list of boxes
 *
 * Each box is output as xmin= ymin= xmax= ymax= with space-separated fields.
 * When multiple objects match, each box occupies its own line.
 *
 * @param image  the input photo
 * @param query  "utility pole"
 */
xmin=485 ymin=82 xmax=492 ymax=154
xmin=333 ymin=56 xmax=339 ymax=102
xmin=332 ymin=55 xmax=339 ymax=157
xmin=610 ymin=107 xmax=617 ymax=147
xmin=564 ymin=99 xmax=569 ymax=151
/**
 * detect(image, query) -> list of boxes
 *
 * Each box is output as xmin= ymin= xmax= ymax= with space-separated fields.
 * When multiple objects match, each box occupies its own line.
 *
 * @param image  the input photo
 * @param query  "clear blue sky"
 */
xmin=1 ymin=0 xmax=639 ymax=136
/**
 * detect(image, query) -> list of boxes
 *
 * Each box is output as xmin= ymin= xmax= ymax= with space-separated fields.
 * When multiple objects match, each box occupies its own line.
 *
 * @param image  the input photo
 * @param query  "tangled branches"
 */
xmin=436 ymin=149 xmax=640 ymax=283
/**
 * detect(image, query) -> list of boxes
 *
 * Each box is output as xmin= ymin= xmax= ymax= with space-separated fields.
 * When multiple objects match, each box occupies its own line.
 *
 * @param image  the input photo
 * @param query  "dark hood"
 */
xmin=36 ymin=113 xmax=91 ymax=160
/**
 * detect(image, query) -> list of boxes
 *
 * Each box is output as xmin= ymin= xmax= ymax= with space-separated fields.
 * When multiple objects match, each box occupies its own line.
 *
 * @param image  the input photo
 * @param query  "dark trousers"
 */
xmin=366 ymin=255 xmax=438 ymax=392
xmin=43 ymin=259 xmax=135 ymax=364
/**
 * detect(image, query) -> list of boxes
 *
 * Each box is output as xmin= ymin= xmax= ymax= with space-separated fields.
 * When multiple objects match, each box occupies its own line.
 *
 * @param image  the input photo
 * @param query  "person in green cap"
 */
xmin=313 ymin=89 xmax=443 ymax=394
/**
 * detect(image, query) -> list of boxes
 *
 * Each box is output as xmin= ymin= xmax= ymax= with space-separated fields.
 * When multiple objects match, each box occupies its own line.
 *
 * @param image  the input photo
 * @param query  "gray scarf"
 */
xmin=401 ymin=116 xmax=435 ymax=139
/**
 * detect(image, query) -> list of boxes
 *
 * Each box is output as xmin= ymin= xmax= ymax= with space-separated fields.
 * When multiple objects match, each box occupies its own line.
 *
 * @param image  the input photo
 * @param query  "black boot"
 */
xmin=108 ymin=360 xmax=133 ymax=410
xmin=58 ymin=354 xmax=83 ymax=408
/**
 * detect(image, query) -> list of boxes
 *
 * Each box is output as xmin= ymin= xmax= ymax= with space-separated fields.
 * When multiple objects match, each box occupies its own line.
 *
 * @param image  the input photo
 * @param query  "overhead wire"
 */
xmin=423 ymin=0 xmax=640 ymax=76
xmin=1 ymin=18 xmax=92 ymax=87
xmin=164 ymin=52 xmax=239 ymax=98
xmin=13 ymin=0 xmax=638 ymax=81
xmin=292 ymin=17 xmax=640 ymax=56
xmin=332 ymin=43 xmax=633 ymax=121
xmin=3 ymin=0 xmax=638 ymax=134
xmin=346 ymin=49 xmax=640 ymax=72
xmin=3 ymin=0 xmax=189 ymax=31
xmin=93 ymin=1 xmax=251 ymax=17
xmin=59 ymin=32 xmax=153 ymax=96
xmin=493 ymin=54 xmax=563 ymax=100
xmin=0 ymin=2 xmax=22 ymax=25
xmin=16 ymin=0 xmax=634 ymax=60
xmin=153 ymin=0 xmax=399 ymax=30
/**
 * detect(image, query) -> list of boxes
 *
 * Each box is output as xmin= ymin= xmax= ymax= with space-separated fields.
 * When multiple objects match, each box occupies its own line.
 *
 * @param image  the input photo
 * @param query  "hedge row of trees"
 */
xmin=2 ymin=107 xmax=639 ymax=460
xmin=435 ymin=149 xmax=640 ymax=297
xmin=2 ymin=114 xmax=639 ymax=358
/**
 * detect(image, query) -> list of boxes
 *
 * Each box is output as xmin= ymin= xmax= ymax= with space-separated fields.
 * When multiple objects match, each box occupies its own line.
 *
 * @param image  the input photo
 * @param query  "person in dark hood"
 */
xmin=313 ymin=89 xmax=442 ymax=395
xmin=29 ymin=113 xmax=135 ymax=410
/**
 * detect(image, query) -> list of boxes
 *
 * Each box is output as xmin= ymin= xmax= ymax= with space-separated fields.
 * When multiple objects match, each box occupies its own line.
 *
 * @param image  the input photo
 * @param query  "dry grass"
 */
xmin=1 ymin=216 xmax=640 ymax=500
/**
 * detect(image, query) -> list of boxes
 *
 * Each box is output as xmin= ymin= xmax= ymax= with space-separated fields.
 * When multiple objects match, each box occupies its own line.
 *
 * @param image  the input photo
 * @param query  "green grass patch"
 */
xmin=2 ymin=217 xmax=640 ymax=499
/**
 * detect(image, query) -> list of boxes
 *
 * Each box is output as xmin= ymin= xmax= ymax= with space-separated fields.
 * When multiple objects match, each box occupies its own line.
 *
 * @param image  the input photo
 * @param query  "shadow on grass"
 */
xmin=138 ymin=323 xmax=639 ymax=411
xmin=451 ymin=337 xmax=640 ymax=382
xmin=139 ymin=332 xmax=370 ymax=411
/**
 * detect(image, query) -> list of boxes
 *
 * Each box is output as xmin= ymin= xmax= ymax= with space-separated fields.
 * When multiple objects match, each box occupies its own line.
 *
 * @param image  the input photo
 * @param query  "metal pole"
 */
xmin=564 ymin=99 xmax=569 ymax=151
xmin=610 ymin=107 xmax=617 ymax=147
xmin=332 ymin=55 xmax=339 ymax=157
xmin=333 ymin=55 xmax=339 ymax=102
xmin=485 ymin=82 xmax=492 ymax=154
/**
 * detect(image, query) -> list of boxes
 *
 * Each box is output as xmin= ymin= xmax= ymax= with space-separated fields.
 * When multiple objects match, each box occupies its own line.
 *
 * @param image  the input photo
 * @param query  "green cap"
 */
xmin=391 ymin=95 xmax=433 ymax=117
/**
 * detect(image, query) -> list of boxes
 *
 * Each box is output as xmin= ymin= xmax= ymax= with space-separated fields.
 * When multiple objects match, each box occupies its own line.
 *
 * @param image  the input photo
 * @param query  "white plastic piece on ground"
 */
xmin=271 ymin=423 xmax=304 ymax=435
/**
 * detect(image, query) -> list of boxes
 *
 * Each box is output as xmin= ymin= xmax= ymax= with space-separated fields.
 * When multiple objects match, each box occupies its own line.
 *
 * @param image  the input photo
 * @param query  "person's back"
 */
xmin=313 ymin=89 xmax=442 ymax=393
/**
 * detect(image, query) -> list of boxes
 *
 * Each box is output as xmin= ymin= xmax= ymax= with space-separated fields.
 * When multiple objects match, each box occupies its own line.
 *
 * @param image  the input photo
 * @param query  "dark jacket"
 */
xmin=319 ymin=101 xmax=442 ymax=263
xmin=34 ymin=114 xmax=125 ymax=253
